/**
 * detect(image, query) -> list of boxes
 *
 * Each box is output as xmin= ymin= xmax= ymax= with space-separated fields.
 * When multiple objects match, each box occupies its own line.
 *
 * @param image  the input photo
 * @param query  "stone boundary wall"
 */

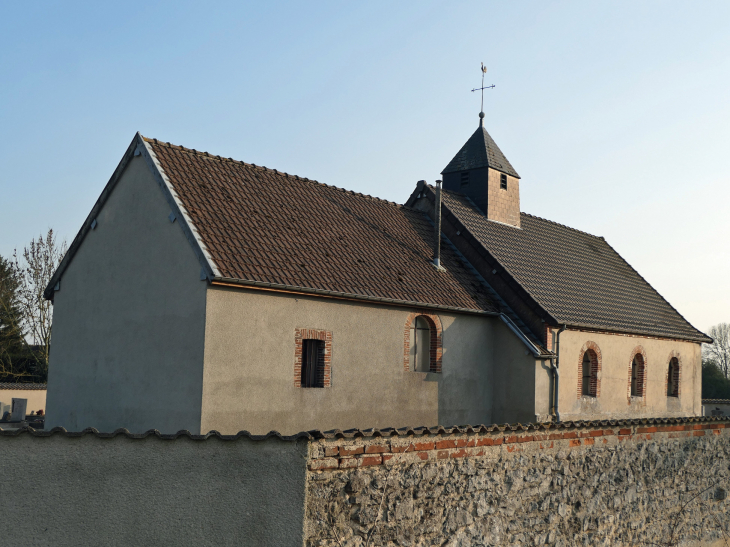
xmin=3 ymin=418 xmax=730 ymax=546
xmin=307 ymin=421 xmax=728 ymax=471
xmin=306 ymin=419 xmax=730 ymax=546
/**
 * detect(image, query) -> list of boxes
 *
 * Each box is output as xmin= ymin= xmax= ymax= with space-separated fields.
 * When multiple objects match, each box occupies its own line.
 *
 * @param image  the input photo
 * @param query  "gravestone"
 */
xmin=10 ymin=398 xmax=27 ymax=422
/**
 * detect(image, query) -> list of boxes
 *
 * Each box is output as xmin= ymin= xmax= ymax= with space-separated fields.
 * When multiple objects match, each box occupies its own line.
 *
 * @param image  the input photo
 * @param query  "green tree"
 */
xmin=701 ymin=358 xmax=730 ymax=400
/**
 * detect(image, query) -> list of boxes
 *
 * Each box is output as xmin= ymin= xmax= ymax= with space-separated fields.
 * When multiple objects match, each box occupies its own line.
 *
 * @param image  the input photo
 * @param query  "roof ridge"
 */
xmin=142 ymin=135 xmax=404 ymax=208
xmin=520 ymin=211 xmax=605 ymax=240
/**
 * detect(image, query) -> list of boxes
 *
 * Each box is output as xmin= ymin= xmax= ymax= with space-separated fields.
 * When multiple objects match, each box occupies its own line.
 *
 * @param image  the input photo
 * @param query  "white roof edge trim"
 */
xmin=139 ymin=136 xmax=222 ymax=279
xmin=499 ymin=314 xmax=547 ymax=358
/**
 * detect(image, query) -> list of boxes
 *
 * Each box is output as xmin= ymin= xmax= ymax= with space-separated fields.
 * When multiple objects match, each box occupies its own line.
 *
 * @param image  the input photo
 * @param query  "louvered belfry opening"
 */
xmin=301 ymin=339 xmax=325 ymax=388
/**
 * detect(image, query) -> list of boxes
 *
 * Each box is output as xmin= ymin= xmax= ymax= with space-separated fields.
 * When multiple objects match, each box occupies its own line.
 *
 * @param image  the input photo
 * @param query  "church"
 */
xmin=42 ymin=112 xmax=710 ymax=435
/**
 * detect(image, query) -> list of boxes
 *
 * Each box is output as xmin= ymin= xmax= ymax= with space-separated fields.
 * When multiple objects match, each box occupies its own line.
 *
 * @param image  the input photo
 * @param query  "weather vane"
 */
xmin=471 ymin=63 xmax=495 ymax=121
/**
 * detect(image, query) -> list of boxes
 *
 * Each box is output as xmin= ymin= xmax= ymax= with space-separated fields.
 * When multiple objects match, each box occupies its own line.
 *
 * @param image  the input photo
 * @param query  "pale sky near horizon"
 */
xmin=1 ymin=1 xmax=728 ymax=333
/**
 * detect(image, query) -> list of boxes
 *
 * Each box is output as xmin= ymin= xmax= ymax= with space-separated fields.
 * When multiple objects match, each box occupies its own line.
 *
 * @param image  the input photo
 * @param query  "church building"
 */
xmin=42 ymin=113 xmax=710 ymax=435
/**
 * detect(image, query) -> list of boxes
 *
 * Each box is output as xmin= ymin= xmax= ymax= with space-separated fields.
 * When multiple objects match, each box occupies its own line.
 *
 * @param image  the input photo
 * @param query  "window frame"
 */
xmin=294 ymin=328 xmax=332 ymax=388
xmin=667 ymin=356 xmax=680 ymax=398
xmin=403 ymin=313 xmax=442 ymax=373
xmin=627 ymin=346 xmax=647 ymax=401
xmin=577 ymin=342 xmax=602 ymax=398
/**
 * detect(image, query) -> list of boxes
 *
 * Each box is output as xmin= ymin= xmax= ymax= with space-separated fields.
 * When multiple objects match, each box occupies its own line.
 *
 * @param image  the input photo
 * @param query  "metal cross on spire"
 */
xmin=471 ymin=63 xmax=495 ymax=126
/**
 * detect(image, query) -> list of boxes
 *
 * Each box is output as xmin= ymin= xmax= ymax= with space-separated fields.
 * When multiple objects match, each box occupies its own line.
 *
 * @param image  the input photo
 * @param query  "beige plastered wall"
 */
xmin=0 ymin=389 xmax=46 ymax=415
xmin=45 ymin=155 xmax=208 ymax=434
xmin=486 ymin=169 xmax=520 ymax=228
xmin=557 ymin=329 xmax=701 ymax=420
xmin=201 ymin=287 xmax=543 ymax=435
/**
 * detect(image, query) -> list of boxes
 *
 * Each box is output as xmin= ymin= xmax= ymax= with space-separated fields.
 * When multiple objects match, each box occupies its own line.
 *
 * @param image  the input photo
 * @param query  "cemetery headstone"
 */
xmin=10 ymin=398 xmax=27 ymax=422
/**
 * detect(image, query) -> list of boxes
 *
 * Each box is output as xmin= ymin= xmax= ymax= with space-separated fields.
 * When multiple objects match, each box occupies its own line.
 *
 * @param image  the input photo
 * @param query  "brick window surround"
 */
xmin=403 ymin=313 xmax=442 ymax=373
xmin=627 ymin=346 xmax=648 ymax=404
xmin=666 ymin=351 xmax=682 ymax=398
xmin=577 ymin=342 xmax=602 ymax=398
xmin=294 ymin=328 xmax=332 ymax=388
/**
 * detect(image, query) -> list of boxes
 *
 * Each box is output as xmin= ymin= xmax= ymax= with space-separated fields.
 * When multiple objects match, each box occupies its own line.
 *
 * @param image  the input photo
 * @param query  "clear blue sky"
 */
xmin=1 ymin=1 xmax=728 ymax=332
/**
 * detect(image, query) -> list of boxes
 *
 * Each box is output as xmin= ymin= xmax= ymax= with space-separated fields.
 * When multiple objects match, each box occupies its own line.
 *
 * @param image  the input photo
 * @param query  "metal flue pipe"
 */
xmin=434 ymin=180 xmax=442 ymax=269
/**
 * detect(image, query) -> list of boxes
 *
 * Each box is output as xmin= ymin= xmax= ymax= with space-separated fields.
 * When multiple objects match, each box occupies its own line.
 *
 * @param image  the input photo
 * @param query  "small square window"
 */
xmin=460 ymin=172 xmax=470 ymax=186
xmin=500 ymin=173 xmax=507 ymax=190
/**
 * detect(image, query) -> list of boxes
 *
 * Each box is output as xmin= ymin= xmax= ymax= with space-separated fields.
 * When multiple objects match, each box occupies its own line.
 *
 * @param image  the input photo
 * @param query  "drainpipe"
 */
xmin=434 ymin=180 xmax=442 ymax=269
xmin=551 ymin=324 xmax=567 ymax=422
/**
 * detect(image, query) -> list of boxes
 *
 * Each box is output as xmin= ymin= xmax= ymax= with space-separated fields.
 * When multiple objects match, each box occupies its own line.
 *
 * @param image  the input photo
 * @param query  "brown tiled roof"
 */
xmin=440 ymin=190 xmax=710 ymax=343
xmin=145 ymin=138 xmax=498 ymax=314
xmin=441 ymin=125 xmax=520 ymax=178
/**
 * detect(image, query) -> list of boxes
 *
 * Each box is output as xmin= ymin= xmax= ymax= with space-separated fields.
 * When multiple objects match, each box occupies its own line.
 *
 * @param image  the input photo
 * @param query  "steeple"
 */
xmin=442 ymin=114 xmax=520 ymax=178
xmin=441 ymin=114 xmax=522 ymax=228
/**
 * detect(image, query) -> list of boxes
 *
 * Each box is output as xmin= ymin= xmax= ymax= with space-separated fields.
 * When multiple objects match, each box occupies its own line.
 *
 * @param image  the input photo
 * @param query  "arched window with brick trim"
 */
xmin=409 ymin=316 xmax=431 ymax=372
xmin=667 ymin=357 xmax=680 ymax=397
xmin=403 ymin=313 xmax=442 ymax=373
xmin=631 ymin=353 xmax=644 ymax=397
xmin=629 ymin=347 xmax=647 ymax=399
xmin=578 ymin=343 xmax=601 ymax=398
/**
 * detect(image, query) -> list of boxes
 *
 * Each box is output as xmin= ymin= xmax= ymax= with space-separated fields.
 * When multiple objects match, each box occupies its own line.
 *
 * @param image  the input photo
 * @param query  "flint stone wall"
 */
xmin=305 ymin=422 xmax=730 ymax=546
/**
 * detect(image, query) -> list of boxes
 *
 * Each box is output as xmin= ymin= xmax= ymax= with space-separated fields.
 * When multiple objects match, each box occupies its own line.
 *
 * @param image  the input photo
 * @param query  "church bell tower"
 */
xmin=441 ymin=111 xmax=521 ymax=228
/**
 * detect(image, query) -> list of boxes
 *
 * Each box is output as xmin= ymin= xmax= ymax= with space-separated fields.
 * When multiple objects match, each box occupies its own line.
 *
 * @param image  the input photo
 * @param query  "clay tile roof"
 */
xmin=440 ymin=190 xmax=710 ymax=343
xmin=145 ymin=138 xmax=498 ymax=314
xmin=441 ymin=125 xmax=520 ymax=178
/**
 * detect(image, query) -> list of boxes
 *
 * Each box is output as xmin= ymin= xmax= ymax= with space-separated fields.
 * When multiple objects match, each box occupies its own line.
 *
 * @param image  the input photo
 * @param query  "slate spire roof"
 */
xmin=441 ymin=121 xmax=520 ymax=178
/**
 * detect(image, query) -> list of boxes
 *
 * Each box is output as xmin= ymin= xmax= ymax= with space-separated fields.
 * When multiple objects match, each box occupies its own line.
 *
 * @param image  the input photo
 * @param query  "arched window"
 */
xmin=581 ymin=349 xmax=599 ymax=397
xmin=409 ymin=316 xmax=431 ymax=372
xmin=631 ymin=354 xmax=645 ymax=397
xmin=668 ymin=357 xmax=680 ymax=397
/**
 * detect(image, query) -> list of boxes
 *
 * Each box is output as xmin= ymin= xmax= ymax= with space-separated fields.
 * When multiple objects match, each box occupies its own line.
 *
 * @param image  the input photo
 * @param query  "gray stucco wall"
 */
xmin=201 ymin=287 xmax=539 ymax=435
xmin=490 ymin=319 xmax=547 ymax=424
xmin=0 ymin=432 xmax=307 ymax=547
xmin=45 ymin=155 xmax=208 ymax=433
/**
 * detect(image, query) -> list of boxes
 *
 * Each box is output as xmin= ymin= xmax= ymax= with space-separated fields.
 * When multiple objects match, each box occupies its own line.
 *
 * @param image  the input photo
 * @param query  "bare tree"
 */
xmin=10 ymin=229 xmax=67 ymax=380
xmin=705 ymin=323 xmax=730 ymax=378
xmin=0 ymin=256 xmax=34 ymax=381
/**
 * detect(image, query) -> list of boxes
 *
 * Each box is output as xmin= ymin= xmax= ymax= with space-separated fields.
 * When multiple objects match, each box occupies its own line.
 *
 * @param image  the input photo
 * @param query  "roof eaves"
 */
xmin=211 ymin=277 xmax=499 ymax=317
xmin=500 ymin=314 xmax=552 ymax=358
xmin=561 ymin=321 xmax=713 ymax=345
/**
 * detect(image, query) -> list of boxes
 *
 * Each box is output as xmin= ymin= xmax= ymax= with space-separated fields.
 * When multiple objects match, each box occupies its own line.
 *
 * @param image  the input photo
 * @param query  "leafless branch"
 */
xmin=10 ymin=229 xmax=66 ymax=379
xmin=705 ymin=323 xmax=730 ymax=378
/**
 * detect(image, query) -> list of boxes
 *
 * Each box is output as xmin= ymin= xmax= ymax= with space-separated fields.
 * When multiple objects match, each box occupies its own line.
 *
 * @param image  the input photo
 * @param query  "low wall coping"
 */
xmin=2 ymin=415 xmax=730 ymax=441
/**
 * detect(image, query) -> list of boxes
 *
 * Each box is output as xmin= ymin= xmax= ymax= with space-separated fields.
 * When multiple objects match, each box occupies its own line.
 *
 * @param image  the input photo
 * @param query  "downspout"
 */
xmin=551 ymin=324 xmax=567 ymax=422
xmin=433 ymin=180 xmax=442 ymax=269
